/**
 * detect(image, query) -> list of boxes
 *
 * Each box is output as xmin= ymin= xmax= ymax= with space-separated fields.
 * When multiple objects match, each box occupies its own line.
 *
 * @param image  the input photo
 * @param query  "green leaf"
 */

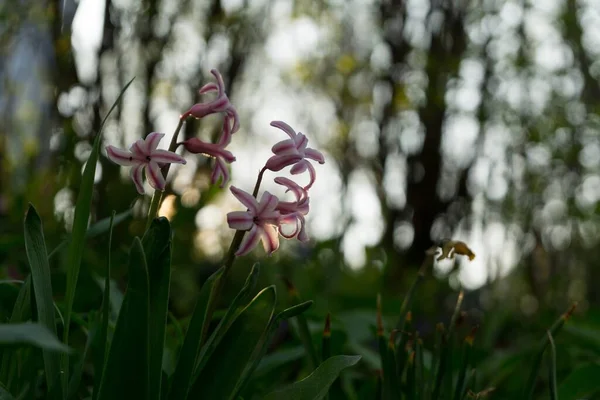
xmin=275 ymin=301 xmax=314 ymax=321
xmin=193 ymin=263 xmax=260 ymax=379
xmin=47 ymin=209 xmax=132 ymax=260
xmin=236 ymin=301 xmax=316 ymax=396
xmin=92 ymin=211 xmax=115 ymax=400
xmin=188 ymin=285 xmax=277 ymax=400
xmin=557 ymin=362 xmax=600 ymax=400
xmin=0 ymin=382 xmax=15 ymax=400
xmin=23 ymin=205 xmax=62 ymax=396
xmin=62 ymin=79 xmax=135 ymax=381
xmin=67 ymin=320 xmax=96 ymax=400
xmin=0 ymin=323 xmax=70 ymax=353
xmin=168 ymin=268 xmax=223 ymax=400
xmin=97 ymin=237 xmax=150 ymax=400
xmin=86 ymin=209 xmax=133 ymax=239
xmin=523 ymin=304 xmax=576 ymax=399
xmin=263 ymin=355 xmax=362 ymax=400
xmin=0 ymin=277 xmax=32 ymax=385
xmin=142 ymin=217 xmax=172 ymax=400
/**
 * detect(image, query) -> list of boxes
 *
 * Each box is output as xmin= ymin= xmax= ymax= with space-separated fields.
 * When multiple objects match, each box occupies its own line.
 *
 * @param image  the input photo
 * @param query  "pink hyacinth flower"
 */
xmin=181 ymin=69 xmax=240 ymax=134
xmin=180 ymin=115 xmax=236 ymax=188
xmin=274 ymin=177 xmax=310 ymax=242
xmin=227 ymin=186 xmax=281 ymax=256
xmin=106 ymin=132 xmax=186 ymax=194
xmin=265 ymin=121 xmax=325 ymax=190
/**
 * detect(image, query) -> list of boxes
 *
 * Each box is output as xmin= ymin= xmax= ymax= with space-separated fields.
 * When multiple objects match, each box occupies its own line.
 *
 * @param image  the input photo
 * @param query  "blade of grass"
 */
xmin=396 ymin=255 xmax=432 ymax=330
xmin=47 ymin=209 xmax=132 ymax=261
xmin=453 ymin=327 xmax=477 ymax=400
xmin=523 ymin=303 xmax=577 ymax=399
xmin=96 ymin=237 xmax=150 ymax=400
xmin=432 ymin=291 xmax=464 ymax=400
xmin=235 ymin=300 xmax=314 ymax=397
xmin=322 ymin=313 xmax=332 ymax=363
xmin=396 ymin=311 xmax=412 ymax=382
xmin=407 ymin=349 xmax=416 ymax=400
xmin=91 ymin=211 xmax=115 ymax=400
xmin=192 ymin=263 xmax=260 ymax=381
xmin=384 ymin=330 xmax=400 ymax=400
xmin=415 ymin=335 xmax=424 ymax=400
xmin=547 ymin=331 xmax=557 ymax=400
xmin=142 ymin=217 xmax=172 ymax=400
xmin=67 ymin=323 xmax=96 ymax=400
xmin=24 ymin=205 xmax=62 ymax=397
xmin=0 ymin=323 xmax=70 ymax=352
xmin=0 ymin=276 xmax=32 ymax=387
xmin=168 ymin=268 xmax=224 ymax=400
xmin=188 ymin=286 xmax=277 ymax=400
xmin=283 ymin=278 xmax=319 ymax=370
xmin=263 ymin=355 xmax=362 ymax=400
xmin=62 ymin=77 xmax=134 ymax=391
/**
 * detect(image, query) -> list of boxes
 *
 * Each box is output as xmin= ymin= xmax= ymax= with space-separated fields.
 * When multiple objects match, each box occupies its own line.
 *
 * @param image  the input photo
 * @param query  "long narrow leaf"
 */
xmin=0 ymin=277 xmax=32 ymax=386
xmin=235 ymin=301 xmax=315 ymax=397
xmin=92 ymin=211 xmax=115 ymax=400
xmin=47 ymin=209 xmax=132 ymax=260
xmin=142 ymin=217 xmax=172 ymax=400
xmin=188 ymin=286 xmax=277 ymax=400
xmin=97 ymin=237 xmax=150 ymax=400
xmin=62 ymin=78 xmax=135 ymax=390
xmin=24 ymin=205 xmax=62 ymax=396
xmin=284 ymin=278 xmax=318 ymax=369
xmin=0 ymin=323 xmax=70 ymax=353
xmin=168 ymin=268 xmax=224 ymax=400
xmin=263 ymin=355 xmax=362 ymax=400
xmin=557 ymin=362 xmax=600 ymax=400
xmin=523 ymin=303 xmax=577 ymax=399
xmin=67 ymin=322 xmax=96 ymax=400
xmin=192 ymin=263 xmax=260 ymax=379
xmin=547 ymin=331 xmax=557 ymax=400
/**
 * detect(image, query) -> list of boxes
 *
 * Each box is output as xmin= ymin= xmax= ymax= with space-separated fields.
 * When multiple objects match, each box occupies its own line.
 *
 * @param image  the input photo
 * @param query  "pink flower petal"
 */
xmin=274 ymin=177 xmax=306 ymax=201
xmin=130 ymin=164 xmax=145 ymax=194
xmin=198 ymin=82 xmax=218 ymax=94
xmin=151 ymin=149 xmax=187 ymax=164
xmin=270 ymin=120 xmax=297 ymax=139
xmin=146 ymin=161 xmax=166 ymax=191
xmin=290 ymin=160 xmax=308 ymax=175
xmin=145 ymin=132 xmax=165 ymax=152
xmin=258 ymin=191 xmax=279 ymax=214
xmin=210 ymin=69 xmax=226 ymax=96
xmin=279 ymin=216 xmax=300 ymax=239
xmin=218 ymin=116 xmax=233 ymax=146
xmin=261 ymin=224 xmax=280 ymax=255
xmin=227 ymin=106 xmax=240 ymax=133
xmin=211 ymin=157 xmax=230 ymax=188
xmin=182 ymin=138 xmax=236 ymax=163
xmin=235 ymin=225 xmax=262 ymax=256
xmin=295 ymin=133 xmax=308 ymax=151
xmin=265 ymin=154 xmax=303 ymax=172
xmin=271 ymin=139 xmax=297 ymax=155
xmin=230 ymin=186 xmax=259 ymax=213
xmin=304 ymin=162 xmax=317 ymax=190
xmin=106 ymin=146 xmax=137 ymax=166
xmin=227 ymin=211 xmax=254 ymax=231
xmin=130 ymin=139 xmax=149 ymax=156
xmin=305 ymin=148 xmax=325 ymax=164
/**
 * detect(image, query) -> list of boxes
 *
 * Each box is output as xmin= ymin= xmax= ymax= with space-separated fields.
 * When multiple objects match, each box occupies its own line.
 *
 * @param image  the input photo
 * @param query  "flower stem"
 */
xmin=200 ymin=166 xmax=267 ymax=345
xmin=145 ymin=118 xmax=186 ymax=229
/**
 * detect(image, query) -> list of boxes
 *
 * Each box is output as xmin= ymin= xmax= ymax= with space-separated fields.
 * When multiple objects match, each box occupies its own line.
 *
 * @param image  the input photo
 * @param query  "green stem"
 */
xmin=199 ymin=166 xmax=268 ymax=345
xmin=145 ymin=118 xmax=186 ymax=229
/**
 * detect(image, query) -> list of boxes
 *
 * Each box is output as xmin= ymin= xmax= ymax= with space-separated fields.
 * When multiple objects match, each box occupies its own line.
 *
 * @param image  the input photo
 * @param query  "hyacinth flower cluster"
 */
xmin=105 ymin=69 xmax=324 ymax=257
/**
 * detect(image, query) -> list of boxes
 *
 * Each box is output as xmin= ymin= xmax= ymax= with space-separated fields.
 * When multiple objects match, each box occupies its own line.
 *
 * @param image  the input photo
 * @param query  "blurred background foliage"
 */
xmin=2 ymin=0 xmax=600 ymax=398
